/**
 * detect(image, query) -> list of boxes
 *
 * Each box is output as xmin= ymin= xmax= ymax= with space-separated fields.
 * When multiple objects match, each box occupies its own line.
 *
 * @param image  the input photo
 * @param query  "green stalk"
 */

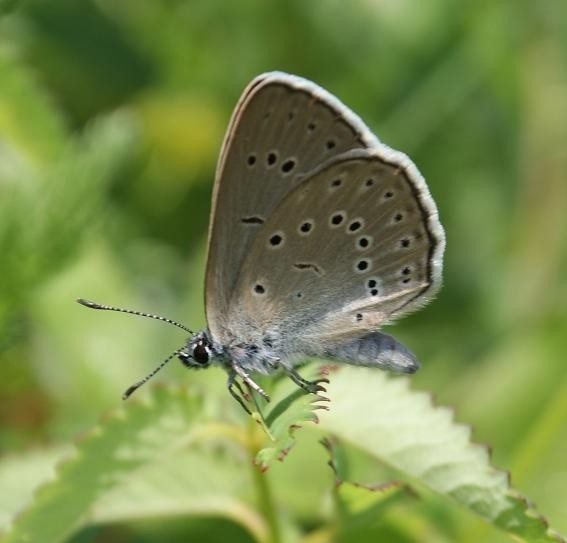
xmin=248 ymin=417 xmax=282 ymax=543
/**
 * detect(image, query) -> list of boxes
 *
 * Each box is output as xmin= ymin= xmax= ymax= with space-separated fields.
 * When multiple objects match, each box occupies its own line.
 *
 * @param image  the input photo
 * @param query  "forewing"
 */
xmin=228 ymin=148 xmax=444 ymax=351
xmin=205 ymin=72 xmax=381 ymax=342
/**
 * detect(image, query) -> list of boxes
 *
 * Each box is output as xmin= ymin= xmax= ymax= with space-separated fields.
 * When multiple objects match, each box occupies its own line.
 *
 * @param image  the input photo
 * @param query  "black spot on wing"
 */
xmin=241 ymin=216 xmax=265 ymax=224
xmin=294 ymin=262 xmax=323 ymax=275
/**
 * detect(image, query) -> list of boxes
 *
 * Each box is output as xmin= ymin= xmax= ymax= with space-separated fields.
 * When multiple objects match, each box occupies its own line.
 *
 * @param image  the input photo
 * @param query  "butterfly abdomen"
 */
xmin=323 ymin=331 xmax=419 ymax=373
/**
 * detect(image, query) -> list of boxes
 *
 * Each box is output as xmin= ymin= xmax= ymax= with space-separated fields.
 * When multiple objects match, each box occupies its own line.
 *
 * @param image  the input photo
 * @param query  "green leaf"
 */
xmin=322 ymin=437 xmax=412 ymax=516
xmin=253 ymin=366 xmax=329 ymax=471
xmin=0 ymin=446 xmax=71 ymax=533
xmin=317 ymin=367 xmax=566 ymax=543
xmin=2 ymin=387 xmax=266 ymax=543
xmin=290 ymin=437 xmax=424 ymax=543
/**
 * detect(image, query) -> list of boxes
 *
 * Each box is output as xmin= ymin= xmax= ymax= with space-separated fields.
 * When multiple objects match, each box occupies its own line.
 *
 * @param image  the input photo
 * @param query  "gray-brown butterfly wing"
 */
xmin=205 ymin=73 xmax=382 ymax=343
xmin=226 ymin=148 xmax=444 ymax=364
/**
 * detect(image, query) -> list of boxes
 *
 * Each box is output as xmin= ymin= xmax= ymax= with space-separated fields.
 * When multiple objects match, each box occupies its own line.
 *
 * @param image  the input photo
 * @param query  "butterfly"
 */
xmin=79 ymin=72 xmax=445 ymax=414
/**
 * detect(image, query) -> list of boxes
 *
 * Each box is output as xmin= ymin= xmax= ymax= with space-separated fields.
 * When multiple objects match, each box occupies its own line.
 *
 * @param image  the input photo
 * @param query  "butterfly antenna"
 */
xmin=77 ymin=298 xmax=193 ymax=334
xmin=122 ymin=349 xmax=183 ymax=400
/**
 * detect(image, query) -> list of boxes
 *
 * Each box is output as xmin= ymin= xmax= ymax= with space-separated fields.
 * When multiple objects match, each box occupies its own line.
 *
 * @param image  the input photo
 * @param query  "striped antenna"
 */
xmin=122 ymin=349 xmax=183 ymax=399
xmin=77 ymin=298 xmax=193 ymax=334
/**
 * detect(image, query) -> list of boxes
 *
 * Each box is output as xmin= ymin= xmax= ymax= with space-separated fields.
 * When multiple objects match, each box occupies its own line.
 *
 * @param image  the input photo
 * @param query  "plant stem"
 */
xmin=248 ymin=418 xmax=282 ymax=543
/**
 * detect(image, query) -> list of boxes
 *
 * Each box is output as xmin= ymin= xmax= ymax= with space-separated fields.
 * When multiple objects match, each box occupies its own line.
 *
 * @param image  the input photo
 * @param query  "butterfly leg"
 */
xmin=227 ymin=371 xmax=252 ymax=415
xmin=231 ymin=362 xmax=271 ymax=402
xmin=284 ymin=366 xmax=329 ymax=394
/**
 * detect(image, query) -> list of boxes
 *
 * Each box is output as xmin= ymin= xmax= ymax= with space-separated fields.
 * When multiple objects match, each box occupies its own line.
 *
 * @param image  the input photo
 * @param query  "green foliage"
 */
xmin=317 ymin=368 xmax=564 ymax=543
xmin=254 ymin=366 xmax=330 ymax=470
xmin=1 ymin=387 xmax=265 ymax=543
xmin=1 ymin=0 xmax=566 ymax=542
xmin=2 ymin=371 xmax=564 ymax=543
xmin=0 ymin=47 xmax=141 ymax=325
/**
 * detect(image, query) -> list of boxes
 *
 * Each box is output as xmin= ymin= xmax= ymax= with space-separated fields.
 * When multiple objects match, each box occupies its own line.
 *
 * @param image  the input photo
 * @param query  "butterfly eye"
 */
xmin=193 ymin=342 xmax=210 ymax=365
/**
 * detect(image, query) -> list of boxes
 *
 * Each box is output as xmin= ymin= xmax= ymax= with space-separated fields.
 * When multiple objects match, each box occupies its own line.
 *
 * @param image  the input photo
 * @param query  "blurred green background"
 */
xmin=0 ymin=0 xmax=565 ymax=541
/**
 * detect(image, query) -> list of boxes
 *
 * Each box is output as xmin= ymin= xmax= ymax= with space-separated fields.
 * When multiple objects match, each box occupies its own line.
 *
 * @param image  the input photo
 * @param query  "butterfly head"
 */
xmin=179 ymin=332 xmax=214 ymax=369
